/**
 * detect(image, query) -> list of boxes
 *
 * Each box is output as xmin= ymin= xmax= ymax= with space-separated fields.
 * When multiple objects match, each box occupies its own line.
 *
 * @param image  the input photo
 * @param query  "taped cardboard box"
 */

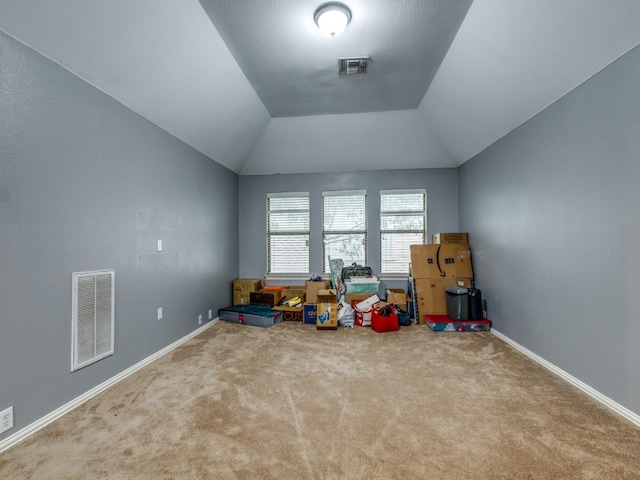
xmin=432 ymin=232 xmax=469 ymax=246
xmin=316 ymin=289 xmax=338 ymax=330
xmin=305 ymin=280 xmax=330 ymax=304
xmin=409 ymin=244 xmax=473 ymax=279
xmin=414 ymin=277 xmax=472 ymax=322
xmin=385 ymin=288 xmax=408 ymax=311
xmin=232 ymin=279 xmax=264 ymax=305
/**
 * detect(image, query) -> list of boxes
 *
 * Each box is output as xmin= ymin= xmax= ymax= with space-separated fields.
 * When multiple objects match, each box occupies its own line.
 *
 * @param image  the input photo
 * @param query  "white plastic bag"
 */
xmin=338 ymin=301 xmax=355 ymax=328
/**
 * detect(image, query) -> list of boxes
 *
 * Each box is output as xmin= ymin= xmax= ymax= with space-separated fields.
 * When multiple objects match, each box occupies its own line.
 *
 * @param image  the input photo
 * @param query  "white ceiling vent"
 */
xmin=339 ymin=57 xmax=369 ymax=76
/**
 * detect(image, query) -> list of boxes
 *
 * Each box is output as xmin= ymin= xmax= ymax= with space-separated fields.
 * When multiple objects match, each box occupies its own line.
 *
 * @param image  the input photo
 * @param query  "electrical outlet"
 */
xmin=1 ymin=406 xmax=13 ymax=434
xmin=198 ymin=314 xmax=202 ymax=325
xmin=208 ymin=309 xmax=212 ymax=320
xmin=157 ymin=307 xmax=163 ymax=320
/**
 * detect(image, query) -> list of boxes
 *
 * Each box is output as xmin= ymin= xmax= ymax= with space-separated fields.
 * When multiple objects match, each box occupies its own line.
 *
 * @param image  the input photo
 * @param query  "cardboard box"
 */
xmin=273 ymin=293 xmax=305 ymax=321
xmin=345 ymin=292 xmax=374 ymax=305
xmin=283 ymin=285 xmax=306 ymax=297
xmin=316 ymin=289 xmax=338 ymax=330
xmin=276 ymin=308 xmax=304 ymax=322
xmin=385 ymin=288 xmax=408 ymax=311
xmin=409 ymin=244 xmax=473 ymax=279
xmin=303 ymin=304 xmax=317 ymax=324
xmin=305 ymin=280 xmax=330 ymax=304
xmin=414 ymin=277 xmax=472 ymax=322
xmin=432 ymin=232 xmax=469 ymax=246
xmin=233 ymin=279 xmax=264 ymax=305
xmin=250 ymin=290 xmax=282 ymax=307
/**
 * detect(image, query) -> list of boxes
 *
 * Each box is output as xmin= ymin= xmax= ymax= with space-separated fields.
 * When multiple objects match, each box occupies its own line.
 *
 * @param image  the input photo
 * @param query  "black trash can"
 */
xmin=468 ymin=288 xmax=483 ymax=320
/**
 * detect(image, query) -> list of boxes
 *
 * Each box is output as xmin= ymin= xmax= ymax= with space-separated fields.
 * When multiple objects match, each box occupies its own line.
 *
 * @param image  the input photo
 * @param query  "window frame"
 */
xmin=322 ymin=190 xmax=368 ymax=274
xmin=266 ymin=192 xmax=310 ymax=276
xmin=379 ymin=189 xmax=427 ymax=276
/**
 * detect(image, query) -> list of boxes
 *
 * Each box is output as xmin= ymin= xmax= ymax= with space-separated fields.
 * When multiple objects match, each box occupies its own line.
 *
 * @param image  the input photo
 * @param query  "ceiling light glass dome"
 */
xmin=314 ymin=2 xmax=352 ymax=38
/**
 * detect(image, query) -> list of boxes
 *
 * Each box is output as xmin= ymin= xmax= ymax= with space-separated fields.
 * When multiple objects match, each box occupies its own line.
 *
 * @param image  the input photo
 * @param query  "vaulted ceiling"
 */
xmin=1 ymin=1 xmax=640 ymax=175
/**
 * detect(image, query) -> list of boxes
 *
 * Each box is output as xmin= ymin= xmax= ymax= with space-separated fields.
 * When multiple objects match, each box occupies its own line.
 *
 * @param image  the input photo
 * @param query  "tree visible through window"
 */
xmin=267 ymin=192 xmax=310 ymax=274
xmin=380 ymin=190 xmax=426 ymax=275
xmin=322 ymin=191 xmax=367 ymax=273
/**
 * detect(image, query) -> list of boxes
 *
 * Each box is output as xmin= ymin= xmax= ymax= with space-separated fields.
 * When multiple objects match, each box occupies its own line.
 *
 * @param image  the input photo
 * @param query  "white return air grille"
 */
xmin=338 ymin=56 xmax=369 ymax=75
xmin=71 ymin=270 xmax=115 ymax=372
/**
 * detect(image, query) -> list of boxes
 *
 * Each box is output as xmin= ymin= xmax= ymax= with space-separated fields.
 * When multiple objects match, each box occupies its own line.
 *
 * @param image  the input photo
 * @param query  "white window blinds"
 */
xmin=322 ymin=190 xmax=367 ymax=273
xmin=380 ymin=189 xmax=426 ymax=275
xmin=267 ymin=192 xmax=310 ymax=274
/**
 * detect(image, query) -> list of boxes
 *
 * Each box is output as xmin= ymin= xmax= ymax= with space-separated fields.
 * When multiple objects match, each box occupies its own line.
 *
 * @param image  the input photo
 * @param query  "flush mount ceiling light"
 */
xmin=314 ymin=2 xmax=352 ymax=38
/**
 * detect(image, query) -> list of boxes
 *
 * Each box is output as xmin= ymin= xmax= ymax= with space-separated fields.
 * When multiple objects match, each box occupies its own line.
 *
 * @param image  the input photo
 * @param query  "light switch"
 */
xmin=157 ymin=240 xmax=162 ymax=252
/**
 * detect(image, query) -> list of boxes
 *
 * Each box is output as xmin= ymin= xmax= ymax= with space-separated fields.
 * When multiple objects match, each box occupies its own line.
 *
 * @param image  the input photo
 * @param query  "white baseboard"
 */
xmin=0 ymin=319 xmax=218 ymax=454
xmin=491 ymin=328 xmax=640 ymax=428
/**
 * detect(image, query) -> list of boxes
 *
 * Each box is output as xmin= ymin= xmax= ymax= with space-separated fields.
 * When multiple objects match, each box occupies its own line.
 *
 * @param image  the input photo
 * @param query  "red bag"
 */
xmin=371 ymin=307 xmax=399 ymax=333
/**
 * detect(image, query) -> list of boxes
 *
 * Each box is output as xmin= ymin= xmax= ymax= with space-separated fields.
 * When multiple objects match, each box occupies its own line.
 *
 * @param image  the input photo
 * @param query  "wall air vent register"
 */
xmin=71 ymin=269 xmax=115 ymax=371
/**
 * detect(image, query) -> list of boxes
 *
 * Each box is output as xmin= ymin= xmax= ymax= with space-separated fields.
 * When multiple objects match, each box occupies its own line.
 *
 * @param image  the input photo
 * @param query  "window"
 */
xmin=380 ymin=189 xmax=426 ymax=275
xmin=267 ymin=192 xmax=309 ymax=274
xmin=322 ymin=191 xmax=367 ymax=273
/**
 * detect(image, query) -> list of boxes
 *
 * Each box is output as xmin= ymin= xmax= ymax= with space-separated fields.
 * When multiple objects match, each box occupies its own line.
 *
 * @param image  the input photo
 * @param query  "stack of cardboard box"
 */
xmin=233 ymin=279 xmax=264 ymax=306
xmin=303 ymin=280 xmax=331 ymax=324
xmin=409 ymin=233 xmax=473 ymax=324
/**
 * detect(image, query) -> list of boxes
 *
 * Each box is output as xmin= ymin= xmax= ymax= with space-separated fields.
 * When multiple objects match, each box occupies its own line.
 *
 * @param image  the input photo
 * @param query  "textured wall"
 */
xmin=0 ymin=31 xmax=238 ymax=437
xmin=238 ymin=169 xmax=459 ymax=291
xmin=459 ymin=45 xmax=640 ymax=414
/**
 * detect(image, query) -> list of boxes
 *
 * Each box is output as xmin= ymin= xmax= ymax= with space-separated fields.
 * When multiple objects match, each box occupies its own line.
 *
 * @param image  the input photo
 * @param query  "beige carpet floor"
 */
xmin=1 ymin=320 xmax=639 ymax=479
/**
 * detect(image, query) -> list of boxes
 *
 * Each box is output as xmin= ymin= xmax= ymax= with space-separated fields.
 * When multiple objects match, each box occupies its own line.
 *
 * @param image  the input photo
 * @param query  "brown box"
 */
xmin=273 ymin=293 xmax=305 ymax=321
xmin=233 ymin=279 xmax=264 ymax=305
xmin=250 ymin=290 xmax=282 ymax=307
xmin=305 ymin=280 xmax=331 ymax=304
xmin=409 ymin=244 xmax=473 ymax=279
xmin=345 ymin=292 xmax=375 ymax=305
xmin=414 ymin=277 xmax=472 ymax=322
xmin=432 ymin=232 xmax=469 ymax=246
xmin=316 ymin=289 xmax=338 ymax=330
xmin=386 ymin=288 xmax=408 ymax=311
xmin=283 ymin=285 xmax=306 ymax=297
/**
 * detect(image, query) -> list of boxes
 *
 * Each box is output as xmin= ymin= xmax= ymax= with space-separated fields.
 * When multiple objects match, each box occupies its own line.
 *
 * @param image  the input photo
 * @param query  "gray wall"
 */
xmin=459 ymin=44 xmax=640 ymax=414
xmin=0 ymin=32 xmax=238 ymax=438
xmin=238 ymin=169 xmax=459 ymax=291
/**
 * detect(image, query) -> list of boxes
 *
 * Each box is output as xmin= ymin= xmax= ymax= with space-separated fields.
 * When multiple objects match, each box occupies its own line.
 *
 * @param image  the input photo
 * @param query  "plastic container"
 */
xmin=445 ymin=286 xmax=468 ymax=321
xmin=344 ymin=279 xmax=380 ymax=294
xmin=219 ymin=305 xmax=282 ymax=328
